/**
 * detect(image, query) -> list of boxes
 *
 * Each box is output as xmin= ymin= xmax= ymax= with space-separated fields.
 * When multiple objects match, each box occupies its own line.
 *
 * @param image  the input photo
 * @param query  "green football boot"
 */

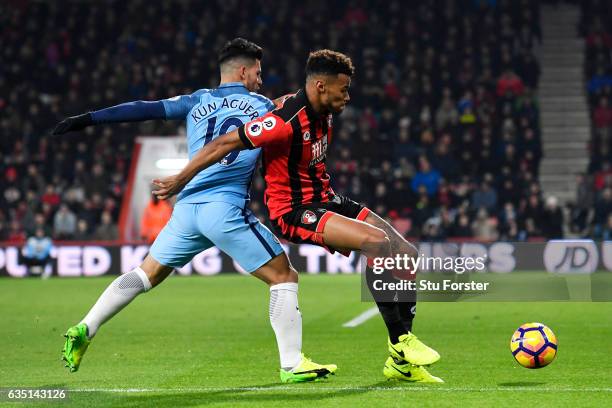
xmin=62 ymin=323 xmax=90 ymax=373
xmin=388 ymin=332 xmax=440 ymax=366
xmin=383 ymin=357 xmax=444 ymax=383
xmin=279 ymin=354 xmax=337 ymax=383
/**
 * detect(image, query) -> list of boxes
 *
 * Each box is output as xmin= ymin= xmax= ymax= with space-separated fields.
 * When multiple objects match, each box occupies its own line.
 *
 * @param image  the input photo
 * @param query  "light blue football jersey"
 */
xmin=161 ymin=82 xmax=274 ymax=207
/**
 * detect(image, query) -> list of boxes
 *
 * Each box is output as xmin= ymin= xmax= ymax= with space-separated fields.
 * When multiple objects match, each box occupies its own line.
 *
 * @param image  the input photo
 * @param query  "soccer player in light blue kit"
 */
xmin=53 ymin=38 xmax=336 ymax=383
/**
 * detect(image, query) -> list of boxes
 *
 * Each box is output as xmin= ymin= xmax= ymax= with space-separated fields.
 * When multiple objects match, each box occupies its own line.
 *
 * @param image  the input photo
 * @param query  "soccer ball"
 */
xmin=510 ymin=322 xmax=558 ymax=369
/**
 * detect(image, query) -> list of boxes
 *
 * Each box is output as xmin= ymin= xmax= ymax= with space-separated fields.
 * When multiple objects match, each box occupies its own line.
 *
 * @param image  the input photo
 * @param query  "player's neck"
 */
xmin=219 ymin=76 xmax=245 ymax=87
xmin=304 ymin=85 xmax=326 ymax=115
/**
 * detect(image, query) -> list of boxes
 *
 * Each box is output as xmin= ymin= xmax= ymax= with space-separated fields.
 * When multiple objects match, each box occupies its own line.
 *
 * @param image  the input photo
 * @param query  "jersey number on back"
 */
xmin=203 ymin=116 xmax=244 ymax=165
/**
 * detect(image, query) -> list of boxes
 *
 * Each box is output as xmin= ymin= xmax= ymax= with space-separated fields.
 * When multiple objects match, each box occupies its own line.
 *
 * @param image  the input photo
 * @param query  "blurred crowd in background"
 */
xmin=579 ymin=0 xmax=612 ymax=240
xmin=0 ymin=0 xmax=607 ymax=244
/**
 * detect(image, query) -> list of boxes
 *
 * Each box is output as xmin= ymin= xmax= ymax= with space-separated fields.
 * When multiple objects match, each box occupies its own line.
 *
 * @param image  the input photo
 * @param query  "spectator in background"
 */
xmin=572 ymin=173 xmax=595 ymax=234
xmin=496 ymin=68 xmax=525 ymax=97
xmin=457 ymin=91 xmax=474 ymax=114
xmin=593 ymin=187 xmax=612 ymax=237
xmin=93 ymin=211 xmax=119 ymax=240
xmin=593 ymin=97 xmax=612 ymax=130
xmin=504 ymin=220 xmax=520 ymax=241
xmin=7 ymin=220 xmax=26 ymax=243
xmin=87 ymin=163 xmax=109 ymax=196
xmin=451 ymin=213 xmax=472 ymax=237
xmin=515 ymin=49 xmax=541 ymax=89
xmin=421 ymin=219 xmax=445 ymax=242
xmin=516 ymin=94 xmax=539 ymax=126
xmin=77 ymin=200 xmax=99 ymax=232
xmin=451 ymin=177 xmax=472 ymax=208
xmin=2 ymin=167 xmax=22 ymax=210
xmin=541 ymin=196 xmax=564 ymax=239
xmin=23 ymin=164 xmax=46 ymax=194
xmin=140 ymin=193 xmax=172 ymax=244
xmin=21 ymin=228 xmax=53 ymax=278
xmin=587 ymin=67 xmax=612 ymax=94
xmin=593 ymin=97 xmax=612 ymax=155
xmin=499 ymin=179 xmax=520 ymax=207
xmin=520 ymin=137 xmax=542 ymax=178
xmin=435 ymin=96 xmax=458 ymax=130
xmin=459 ymin=106 xmax=477 ymax=126
xmin=522 ymin=194 xmax=543 ymax=227
xmin=594 ymin=161 xmax=612 ymax=191
xmin=471 ymin=208 xmax=498 ymax=241
xmin=603 ymin=214 xmax=612 ymax=240
xmin=471 ymin=181 xmax=498 ymax=212
xmin=431 ymin=135 xmax=460 ymax=181
xmin=41 ymin=185 xmax=61 ymax=208
xmin=438 ymin=208 xmax=454 ymax=237
xmin=53 ymin=204 xmax=77 ymax=239
xmin=499 ymin=202 xmax=520 ymax=241
xmin=436 ymin=181 xmax=455 ymax=208
xmin=411 ymin=156 xmax=441 ymax=196
xmin=25 ymin=213 xmax=51 ymax=237
xmin=412 ymin=187 xmax=433 ymax=233
xmin=74 ymin=219 xmax=92 ymax=241
xmin=517 ymin=218 xmax=537 ymax=241
xmin=0 ymin=210 xmax=6 ymax=241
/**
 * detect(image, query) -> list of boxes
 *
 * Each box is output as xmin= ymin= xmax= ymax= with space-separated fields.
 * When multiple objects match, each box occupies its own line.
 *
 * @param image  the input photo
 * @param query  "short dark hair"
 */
xmin=305 ymin=50 xmax=355 ymax=78
xmin=218 ymin=38 xmax=263 ymax=65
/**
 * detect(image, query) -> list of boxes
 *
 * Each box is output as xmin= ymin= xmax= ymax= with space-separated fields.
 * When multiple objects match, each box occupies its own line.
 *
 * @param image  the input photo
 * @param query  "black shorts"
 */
xmin=271 ymin=194 xmax=371 ymax=255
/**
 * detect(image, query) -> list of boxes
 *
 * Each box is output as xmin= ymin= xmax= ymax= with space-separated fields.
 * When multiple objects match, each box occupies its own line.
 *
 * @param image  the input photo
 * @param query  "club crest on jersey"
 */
xmin=262 ymin=117 xmax=276 ymax=130
xmin=247 ymin=121 xmax=263 ymax=137
xmin=303 ymin=131 xmax=311 ymax=141
xmin=310 ymin=134 xmax=328 ymax=165
xmin=301 ymin=210 xmax=318 ymax=225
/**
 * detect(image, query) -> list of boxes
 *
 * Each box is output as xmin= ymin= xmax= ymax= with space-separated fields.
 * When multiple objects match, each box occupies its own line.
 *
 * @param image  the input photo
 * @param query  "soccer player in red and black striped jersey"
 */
xmin=154 ymin=50 xmax=443 ymax=382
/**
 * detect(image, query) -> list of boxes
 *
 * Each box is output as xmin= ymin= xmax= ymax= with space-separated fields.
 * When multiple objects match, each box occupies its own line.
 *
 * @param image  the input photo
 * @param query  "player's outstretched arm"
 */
xmin=52 ymin=90 xmax=205 ymax=135
xmin=152 ymin=130 xmax=246 ymax=200
xmin=52 ymin=100 xmax=166 ymax=135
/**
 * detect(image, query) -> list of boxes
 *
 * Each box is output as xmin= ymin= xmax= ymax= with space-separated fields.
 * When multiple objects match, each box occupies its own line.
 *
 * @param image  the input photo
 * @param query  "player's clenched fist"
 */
xmin=52 ymin=113 xmax=93 ymax=135
xmin=152 ymin=175 xmax=186 ymax=200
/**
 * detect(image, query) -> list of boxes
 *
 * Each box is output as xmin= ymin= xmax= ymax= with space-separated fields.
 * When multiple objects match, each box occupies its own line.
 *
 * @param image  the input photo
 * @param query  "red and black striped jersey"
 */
xmin=237 ymin=89 xmax=335 ymax=220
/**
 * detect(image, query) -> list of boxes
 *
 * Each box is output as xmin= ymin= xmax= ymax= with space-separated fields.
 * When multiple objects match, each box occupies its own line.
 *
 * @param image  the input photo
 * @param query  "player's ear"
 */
xmin=239 ymin=65 xmax=247 ymax=80
xmin=315 ymin=79 xmax=326 ymax=94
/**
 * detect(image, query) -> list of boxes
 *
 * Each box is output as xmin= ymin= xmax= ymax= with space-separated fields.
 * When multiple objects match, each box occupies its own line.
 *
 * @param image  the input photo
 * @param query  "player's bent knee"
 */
xmin=360 ymin=228 xmax=390 ymax=258
xmin=363 ymin=227 xmax=390 ymax=247
xmin=269 ymin=267 xmax=298 ymax=285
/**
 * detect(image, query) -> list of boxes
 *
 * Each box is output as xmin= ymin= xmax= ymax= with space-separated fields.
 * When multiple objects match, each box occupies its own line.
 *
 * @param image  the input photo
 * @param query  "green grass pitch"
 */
xmin=1 ymin=274 xmax=611 ymax=407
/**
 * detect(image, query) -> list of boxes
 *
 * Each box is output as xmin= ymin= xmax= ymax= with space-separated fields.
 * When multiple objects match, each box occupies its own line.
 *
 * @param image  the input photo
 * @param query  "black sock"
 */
xmin=398 ymin=301 xmax=416 ymax=333
xmin=375 ymin=301 xmax=406 ymax=343
xmin=363 ymin=253 xmax=407 ymax=344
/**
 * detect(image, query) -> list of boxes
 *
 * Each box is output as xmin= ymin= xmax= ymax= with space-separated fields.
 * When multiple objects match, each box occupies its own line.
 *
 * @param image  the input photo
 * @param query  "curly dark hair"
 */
xmin=305 ymin=49 xmax=355 ymax=77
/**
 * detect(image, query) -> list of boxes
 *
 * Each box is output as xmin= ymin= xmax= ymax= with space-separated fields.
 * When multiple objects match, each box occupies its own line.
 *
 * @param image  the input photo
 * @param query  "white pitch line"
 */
xmin=342 ymin=307 xmax=379 ymax=328
xmin=69 ymin=387 xmax=612 ymax=393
